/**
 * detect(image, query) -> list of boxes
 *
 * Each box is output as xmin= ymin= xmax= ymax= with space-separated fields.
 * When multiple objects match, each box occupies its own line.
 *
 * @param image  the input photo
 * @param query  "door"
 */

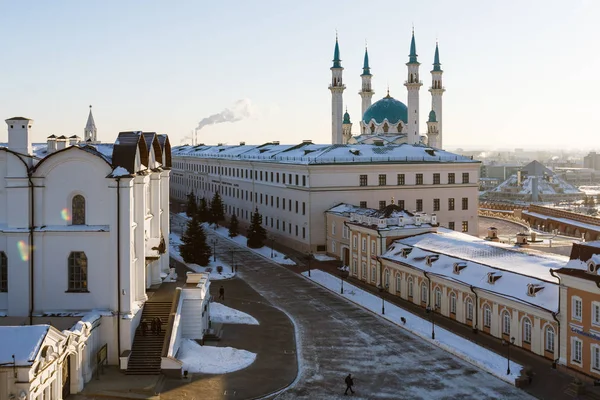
xmin=343 ymin=247 xmax=350 ymax=266
xmin=62 ymin=356 xmax=71 ymax=398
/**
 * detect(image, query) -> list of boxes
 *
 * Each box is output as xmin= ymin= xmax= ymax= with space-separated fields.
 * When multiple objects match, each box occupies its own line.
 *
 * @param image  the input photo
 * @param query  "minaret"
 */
xmin=426 ymin=110 xmax=439 ymax=148
xmin=342 ymin=108 xmax=352 ymax=144
xmin=359 ymin=46 xmax=374 ymax=117
xmin=429 ymin=42 xmax=445 ymax=148
xmin=404 ymin=30 xmax=422 ymax=145
xmin=329 ymin=35 xmax=345 ymax=144
xmin=84 ymin=105 xmax=97 ymax=143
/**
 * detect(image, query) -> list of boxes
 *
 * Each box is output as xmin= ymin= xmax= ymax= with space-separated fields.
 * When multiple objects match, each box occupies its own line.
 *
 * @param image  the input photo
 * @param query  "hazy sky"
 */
xmin=1 ymin=0 xmax=598 ymax=150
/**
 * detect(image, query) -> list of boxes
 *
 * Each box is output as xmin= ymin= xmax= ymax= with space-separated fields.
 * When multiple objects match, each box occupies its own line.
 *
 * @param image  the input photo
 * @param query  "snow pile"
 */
xmin=580 ymin=186 xmax=600 ymax=195
xmin=210 ymin=303 xmax=259 ymax=325
xmin=304 ymin=269 xmax=523 ymax=384
xmin=169 ymin=233 xmax=236 ymax=280
xmin=177 ymin=339 xmax=256 ymax=374
xmin=313 ymin=253 xmax=337 ymax=262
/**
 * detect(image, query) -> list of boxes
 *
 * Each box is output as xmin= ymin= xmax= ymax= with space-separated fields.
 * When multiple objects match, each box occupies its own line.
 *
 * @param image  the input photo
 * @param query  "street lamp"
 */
xmin=339 ymin=268 xmax=349 ymax=294
xmin=306 ymin=253 xmax=312 ymax=277
xmin=426 ymin=304 xmax=440 ymax=340
xmin=270 ymin=237 xmax=274 ymax=258
xmin=212 ymin=239 xmax=217 ymax=262
xmin=502 ymin=337 xmax=516 ymax=375
xmin=231 ymin=249 xmax=235 ymax=273
xmin=378 ymin=283 xmax=389 ymax=314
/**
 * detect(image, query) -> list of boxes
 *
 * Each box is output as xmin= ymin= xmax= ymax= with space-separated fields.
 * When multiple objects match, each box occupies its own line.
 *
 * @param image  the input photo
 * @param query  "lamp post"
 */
xmin=502 ymin=337 xmax=515 ymax=375
xmin=306 ymin=253 xmax=312 ymax=277
xmin=212 ymin=239 xmax=217 ymax=262
xmin=339 ymin=268 xmax=349 ymax=294
xmin=270 ymin=237 xmax=274 ymax=258
xmin=231 ymin=249 xmax=235 ymax=273
xmin=427 ymin=304 xmax=440 ymax=340
xmin=378 ymin=283 xmax=389 ymax=314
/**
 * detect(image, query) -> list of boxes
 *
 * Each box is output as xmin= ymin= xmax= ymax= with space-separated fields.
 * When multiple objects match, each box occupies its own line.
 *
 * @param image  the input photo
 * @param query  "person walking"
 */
xmin=344 ymin=373 xmax=355 ymax=395
xmin=155 ymin=317 xmax=163 ymax=335
xmin=140 ymin=319 xmax=147 ymax=336
xmin=150 ymin=318 xmax=157 ymax=335
xmin=219 ymin=285 xmax=225 ymax=301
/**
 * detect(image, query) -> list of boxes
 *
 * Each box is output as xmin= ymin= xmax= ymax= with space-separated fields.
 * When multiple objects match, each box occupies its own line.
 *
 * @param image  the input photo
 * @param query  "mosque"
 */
xmin=330 ymin=31 xmax=445 ymax=148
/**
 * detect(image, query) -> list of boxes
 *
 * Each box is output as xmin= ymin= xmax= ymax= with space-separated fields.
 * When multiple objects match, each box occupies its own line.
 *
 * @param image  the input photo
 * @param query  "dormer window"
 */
xmin=401 ymin=248 xmax=413 ymax=258
xmin=487 ymin=272 xmax=502 ymax=284
xmin=527 ymin=284 xmax=545 ymax=297
xmin=587 ymin=260 xmax=598 ymax=274
xmin=426 ymin=255 xmax=439 ymax=266
xmin=453 ymin=262 xmax=467 ymax=274
xmin=350 ymin=149 xmax=360 ymax=156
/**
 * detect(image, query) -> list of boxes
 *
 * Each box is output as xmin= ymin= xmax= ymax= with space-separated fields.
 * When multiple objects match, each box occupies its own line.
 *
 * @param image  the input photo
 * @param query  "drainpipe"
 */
xmin=27 ymin=172 xmax=35 ymax=326
xmin=469 ymin=285 xmax=479 ymax=334
xmin=423 ymin=271 xmax=431 ymax=308
xmin=116 ymin=177 xmax=122 ymax=358
xmin=378 ymin=231 xmax=383 ymax=286
xmin=549 ymin=269 xmax=561 ymax=369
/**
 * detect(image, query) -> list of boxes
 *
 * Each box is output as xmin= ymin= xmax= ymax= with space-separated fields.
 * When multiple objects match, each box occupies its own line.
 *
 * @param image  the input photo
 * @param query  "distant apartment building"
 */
xmin=584 ymin=152 xmax=600 ymax=171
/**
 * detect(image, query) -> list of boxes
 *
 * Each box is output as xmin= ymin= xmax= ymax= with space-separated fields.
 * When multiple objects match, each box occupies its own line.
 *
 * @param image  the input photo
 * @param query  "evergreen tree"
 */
xmin=210 ymin=191 xmax=225 ymax=224
xmin=179 ymin=212 xmax=211 ymax=266
xmin=198 ymin=197 xmax=210 ymax=222
xmin=247 ymin=207 xmax=267 ymax=248
xmin=228 ymin=213 xmax=239 ymax=237
xmin=185 ymin=191 xmax=198 ymax=218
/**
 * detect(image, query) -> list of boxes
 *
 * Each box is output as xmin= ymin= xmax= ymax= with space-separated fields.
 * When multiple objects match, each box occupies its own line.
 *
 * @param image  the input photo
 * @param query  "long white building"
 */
xmin=171 ymin=142 xmax=479 ymax=253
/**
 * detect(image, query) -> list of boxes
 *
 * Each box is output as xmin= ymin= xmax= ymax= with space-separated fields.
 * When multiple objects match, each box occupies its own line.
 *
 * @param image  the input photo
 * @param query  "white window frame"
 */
xmin=572 ymin=337 xmax=583 ymax=365
xmin=421 ymin=283 xmax=428 ymax=303
xmin=384 ymin=269 xmax=390 ymax=287
xmin=434 ymin=288 xmax=442 ymax=308
xmin=572 ymin=296 xmax=583 ymax=321
xmin=331 ymin=222 xmax=336 ymax=235
xmin=371 ymin=266 xmax=376 ymax=282
xmin=592 ymin=302 xmax=600 ymax=327
xmin=592 ymin=344 xmax=600 ymax=372
xmin=450 ymin=292 xmax=456 ymax=314
xmin=352 ymin=260 xmax=358 ymax=275
xmin=371 ymin=241 xmax=376 ymax=254
xmin=502 ymin=310 xmax=511 ymax=335
xmin=331 ymin=241 xmax=336 ymax=253
xmin=466 ymin=298 xmax=473 ymax=321
xmin=343 ymin=226 xmax=349 ymax=239
xmin=523 ymin=317 xmax=532 ymax=344
xmin=353 ymin=235 xmax=357 ymax=248
xmin=361 ymin=262 xmax=366 ymax=280
xmin=396 ymin=274 xmax=401 ymax=295
xmin=483 ymin=305 xmax=492 ymax=328
xmin=545 ymin=325 xmax=555 ymax=352
xmin=408 ymin=277 xmax=413 ymax=297
xmin=362 ymin=238 xmax=367 ymax=252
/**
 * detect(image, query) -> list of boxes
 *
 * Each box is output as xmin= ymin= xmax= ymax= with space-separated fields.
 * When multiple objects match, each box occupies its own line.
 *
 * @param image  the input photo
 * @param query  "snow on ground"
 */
xmin=205 ymin=223 xmax=297 ymax=265
xmin=580 ymin=186 xmax=600 ymax=196
xmin=303 ymin=269 xmax=522 ymax=385
xmin=313 ymin=253 xmax=337 ymax=262
xmin=169 ymin=232 xmax=236 ymax=280
xmin=177 ymin=339 xmax=256 ymax=374
xmin=210 ymin=303 xmax=259 ymax=325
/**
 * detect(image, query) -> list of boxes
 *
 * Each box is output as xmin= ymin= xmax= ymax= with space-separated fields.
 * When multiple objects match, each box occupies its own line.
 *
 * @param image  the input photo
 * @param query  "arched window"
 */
xmin=383 ymin=123 xmax=389 ymax=133
xmin=370 ymin=124 xmax=375 ymax=133
xmin=408 ymin=277 xmax=413 ymax=297
xmin=434 ymin=287 xmax=442 ymax=308
xmin=72 ymin=195 xmax=86 ymax=225
xmin=0 ymin=252 xmax=7 ymax=292
xmin=545 ymin=326 xmax=555 ymax=352
xmin=466 ymin=298 xmax=473 ymax=321
xmin=68 ymin=252 xmax=88 ymax=292
xmin=421 ymin=283 xmax=428 ymax=303
xmin=450 ymin=292 xmax=457 ymax=314
xmin=396 ymin=274 xmax=402 ymax=295
xmin=523 ymin=317 xmax=532 ymax=343
xmin=483 ymin=304 xmax=492 ymax=327
xmin=384 ymin=269 xmax=390 ymax=287
xmin=502 ymin=310 xmax=511 ymax=335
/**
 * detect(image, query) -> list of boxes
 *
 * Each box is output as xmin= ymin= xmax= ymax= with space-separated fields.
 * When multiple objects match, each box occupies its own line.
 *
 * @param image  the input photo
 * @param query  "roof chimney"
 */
xmin=5 ymin=117 xmax=33 ymax=155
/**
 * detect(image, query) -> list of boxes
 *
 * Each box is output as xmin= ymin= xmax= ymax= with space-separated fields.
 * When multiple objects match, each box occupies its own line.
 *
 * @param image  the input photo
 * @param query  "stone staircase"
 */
xmin=126 ymin=302 xmax=172 ymax=375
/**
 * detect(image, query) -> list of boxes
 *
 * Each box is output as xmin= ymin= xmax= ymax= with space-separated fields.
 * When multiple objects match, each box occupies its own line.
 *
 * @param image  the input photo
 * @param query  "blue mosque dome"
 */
xmin=362 ymin=95 xmax=408 ymax=125
xmin=428 ymin=110 xmax=437 ymax=122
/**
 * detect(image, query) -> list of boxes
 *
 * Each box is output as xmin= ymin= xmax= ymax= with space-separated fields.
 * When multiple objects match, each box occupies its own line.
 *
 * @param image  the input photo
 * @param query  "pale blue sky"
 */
xmin=1 ymin=0 xmax=598 ymax=150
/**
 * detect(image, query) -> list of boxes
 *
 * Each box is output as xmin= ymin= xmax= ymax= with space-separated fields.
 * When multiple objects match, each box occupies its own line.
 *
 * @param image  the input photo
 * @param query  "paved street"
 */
xmin=171 ymin=215 xmax=533 ymax=400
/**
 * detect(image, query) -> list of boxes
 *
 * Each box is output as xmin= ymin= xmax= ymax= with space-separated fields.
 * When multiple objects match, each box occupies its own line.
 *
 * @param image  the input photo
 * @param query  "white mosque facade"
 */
xmin=331 ymin=32 xmax=445 ymax=149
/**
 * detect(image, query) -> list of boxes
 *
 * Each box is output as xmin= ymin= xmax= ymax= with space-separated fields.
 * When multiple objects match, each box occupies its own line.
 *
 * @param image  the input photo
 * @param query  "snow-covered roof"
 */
xmin=0 ymin=325 xmax=49 ymax=365
xmin=327 ymin=203 xmax=436 ymax=231
xmin=522 ymin=211 xmax=600 ymax=233
xmin=382 ymin=231 xmax=564 ymax=312
xmin=490 ymin=161 xmax=582 ymax=196
xmin=394 ymin=229 xmax=568 ymax=282
xmin=173 ymin=142 xmax=477 ymax=165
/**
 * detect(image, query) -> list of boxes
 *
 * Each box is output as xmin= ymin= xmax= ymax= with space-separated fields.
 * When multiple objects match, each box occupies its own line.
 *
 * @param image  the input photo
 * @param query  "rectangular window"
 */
xmin=353 ymin=260 xmax=358 ymax=275
xmin=378 ymin=174 xmax=387 ymax=186
xmin=276 ymin=173 xmax=280 ymax=183
xmin=593 ymin=346 xmax=600 ymax=371
xmin=448 ymin=198 xmax=455 ymax=211
xmin=295 ymin=201 xmax=299 ymax=213
xmin=68 ymin=252 xmax=88 ymax=292
xmin=462 ymin=197 xmax=469 ymax=210
xmin=573 ymin=297 xmax=583 ymax=321
xmin=302 ymin=176 xmax=306 ymax=186
xmin=416 ymin=199 xmax=423 ymax=212
xmin=277 ymin=197 xmax=280 ymax=208
xmin=302 ymin=227 xmax=306 ymax=239
xmin=371 ymin=267 xmax=376 ymax=282
xmin=361 ymin=262 xmax=366 ymax=280
xmin=593 ymin=303 xmax=600 ymax=326
xmin=353 ymin=235 xmax=358 ymax=248
xmin=397 ymin=174 xmax=405 ymax=185
xmin=270 ymin=172 xmax=274 ymax=182
xmin=362 ymin=238 xmax=366 ymax=252
xmin=416 ymin=174 xmax=423 ymax=185
xmin=359 ymin=201 xmax=367 ymax=208
xmin=449 ymin=222 xmax=455 ymax=230
xmin=331 ymin=240 xmax=336 ymax=253
xmin=282 ymin=198 xmax=285 ymax=210
xmin=448 ymin=173 xmax=455 ymax=184
xmin=283 ymin=174 xmax=286 ymax=184
xmin=282 ymin=221 xmax=286 ymax=231
xmin=484 ymin=307 xmax=492 ymax=328
xmin=289 ymin=199 xmax=292 ymax=211
xmin=302 ymin=202 xmax=306 ymax=215
xmin=433 ymin=198 xmax=440 ymax=211
xmin=359 ymin=175 xmax=368 ymax=186
xmin=546 ymin=327 xmax=555 ymax=352
xmin=572 ymin=338 xmax=582 ymax=364
xmin=379 ymin=200 xmax=386 ymax=210
xmin=371 ymin=241 xmax=376 ymax=254
xmin=0 ymin=252 xmax=6 ymax=292
xmin=433 ymin=173 xmax=440 ymax=185
xmin=462 ymin=172 xmax=469 ymax=184
xmin=260 ymin=171 xmax=263 ymax=181
xmin=462 ymin=221 xmax=469 ymax=232
xmin=295 ymin=175 xmax=299 ymax=186
xmin=398 ymin=200 xmax=405 ymax=210
xmin=295 ymin=225 xmax=298 ymax=236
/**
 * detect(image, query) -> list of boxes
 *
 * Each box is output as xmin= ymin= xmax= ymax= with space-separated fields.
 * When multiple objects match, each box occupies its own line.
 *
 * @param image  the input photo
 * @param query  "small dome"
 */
xmin=428 ymin=110 xmax=437 ymax=122
xmin=343 ymin=110 xmax=351 ymax=124
xmin=362 ymin=95 xmax=408 ymax=125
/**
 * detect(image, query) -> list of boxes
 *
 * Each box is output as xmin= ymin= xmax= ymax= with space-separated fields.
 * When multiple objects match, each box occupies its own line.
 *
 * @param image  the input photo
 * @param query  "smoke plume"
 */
xmin=196 ymin=99 xmax=253 ymax=132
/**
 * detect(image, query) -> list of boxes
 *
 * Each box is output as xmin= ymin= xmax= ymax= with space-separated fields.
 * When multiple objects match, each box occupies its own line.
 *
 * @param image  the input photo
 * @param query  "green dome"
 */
xmin=362 ymin=95 xmax=408 ymax=125
xmin=428 ymin=110 xmax=437 ymax=122
xmin=343 ymin=110 xmax=351 ymax=124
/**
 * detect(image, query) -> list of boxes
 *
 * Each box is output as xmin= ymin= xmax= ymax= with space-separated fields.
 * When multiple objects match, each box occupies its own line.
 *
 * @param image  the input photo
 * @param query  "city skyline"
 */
xmin=1 ymin=0 xmax=598 ymax=149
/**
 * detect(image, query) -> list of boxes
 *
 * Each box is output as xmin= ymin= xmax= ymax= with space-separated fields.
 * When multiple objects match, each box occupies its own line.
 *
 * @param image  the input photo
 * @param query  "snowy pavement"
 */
xmin=197 ymin=225 xmax=533 ymax=400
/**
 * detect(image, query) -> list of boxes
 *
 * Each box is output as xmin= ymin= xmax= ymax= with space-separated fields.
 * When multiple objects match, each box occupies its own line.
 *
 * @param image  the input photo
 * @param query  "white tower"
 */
xmin=6 ymin=117 xmax=33 ymax=155
xmin=404 ymin=30 xmax=422 ymax=145
xmin=429 ymin=43 xmax=445 ymax=149
xmin=329 ymin=36 xmax=345 ymax=144
xmin=359 ymin=47 xmax=374 ymax=117
xmin=84 ymin=105 xmax=97 ymax=143
xmin=342 ymin=108 xmax=352 ymax=144
xmin=426 ymin=110 xmax=439 ymax=148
